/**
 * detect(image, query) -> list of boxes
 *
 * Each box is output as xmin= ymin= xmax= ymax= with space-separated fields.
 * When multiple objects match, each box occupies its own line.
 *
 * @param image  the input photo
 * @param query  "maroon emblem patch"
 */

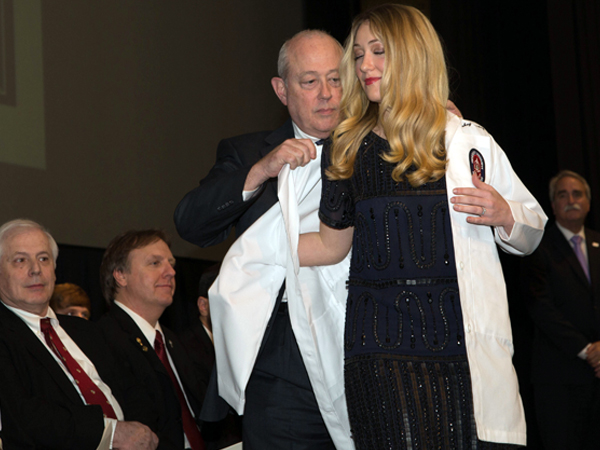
xmin=469 ymin=149 xmax=485 ymax=182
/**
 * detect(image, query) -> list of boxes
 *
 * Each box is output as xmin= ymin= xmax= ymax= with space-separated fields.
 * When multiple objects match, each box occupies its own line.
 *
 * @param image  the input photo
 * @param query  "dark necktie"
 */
xmin=40 ymin=318 xmax=117 ymax=419
xmin=571 ymin=235 xmax=591 ymax=282
xmin=154 ymin=330 xmax=205 ymax=450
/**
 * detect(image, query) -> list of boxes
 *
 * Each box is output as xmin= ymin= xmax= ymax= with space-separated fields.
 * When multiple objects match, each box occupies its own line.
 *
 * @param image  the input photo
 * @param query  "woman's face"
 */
xmin=353 ymin=22 xmax=385 ymax=103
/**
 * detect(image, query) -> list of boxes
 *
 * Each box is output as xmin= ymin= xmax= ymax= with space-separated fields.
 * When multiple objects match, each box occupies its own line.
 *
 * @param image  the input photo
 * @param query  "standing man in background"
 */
xmin=522 ymin=170 xmax=600 ymax=450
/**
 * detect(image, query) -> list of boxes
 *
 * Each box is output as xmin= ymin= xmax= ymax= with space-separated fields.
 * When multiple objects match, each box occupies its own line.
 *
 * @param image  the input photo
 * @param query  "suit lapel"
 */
xmin=108 ymin=306 xmax=170 ymax=380
xmin=163 ymin=328 xmax=203 ymax=415
xmin=586 ymin=228 xmax=600 ymax=298
xmin=194 ymin=323 xmax=215 ymax=360
xmin=549 ymin=224 xmax=591 ymax=288
xmin=260 ymin=119 xmax=295 ymax=199
xmin=0 ymin=304 xmax=85 ymax=406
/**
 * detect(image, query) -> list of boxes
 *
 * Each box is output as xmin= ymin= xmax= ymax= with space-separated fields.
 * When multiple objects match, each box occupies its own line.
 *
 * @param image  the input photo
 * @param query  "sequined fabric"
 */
xmin=319 ymin=134 xmax=519 ymax=449
xmin=345 ymin=354 xmax=520 ymax=450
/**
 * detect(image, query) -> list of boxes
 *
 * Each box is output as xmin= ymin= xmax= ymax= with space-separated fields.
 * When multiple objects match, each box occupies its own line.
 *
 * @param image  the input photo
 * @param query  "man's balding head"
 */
xmin=271 ymin=31 xmax=343 ymax=139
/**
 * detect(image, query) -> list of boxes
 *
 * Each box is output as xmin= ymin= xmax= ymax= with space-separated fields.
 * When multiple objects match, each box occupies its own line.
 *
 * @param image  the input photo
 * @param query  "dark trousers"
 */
xmin=242 ymin=302 xmax=336 ymax=450
xmin=534 ymin=380 xmax=600 ymax=450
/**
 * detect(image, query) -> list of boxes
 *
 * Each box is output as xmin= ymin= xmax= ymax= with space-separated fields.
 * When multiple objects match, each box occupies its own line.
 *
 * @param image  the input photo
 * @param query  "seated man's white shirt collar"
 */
xmin=2 ymin=303 xmax=123 ymax=450
xmin=202 ymin=321 xmax=213 ymax=343
xmin=114 ymin=300 xmax=162 ymax=349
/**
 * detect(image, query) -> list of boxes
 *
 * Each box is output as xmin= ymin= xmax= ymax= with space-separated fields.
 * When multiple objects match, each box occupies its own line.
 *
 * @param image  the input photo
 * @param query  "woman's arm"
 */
xmin=298 ymin=222 xmax=354 ymax=267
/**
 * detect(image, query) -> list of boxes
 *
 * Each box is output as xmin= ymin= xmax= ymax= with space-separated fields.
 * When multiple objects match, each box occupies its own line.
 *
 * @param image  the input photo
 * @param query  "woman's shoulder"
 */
xmin=450 ymin=114 xmax=491 ymax=138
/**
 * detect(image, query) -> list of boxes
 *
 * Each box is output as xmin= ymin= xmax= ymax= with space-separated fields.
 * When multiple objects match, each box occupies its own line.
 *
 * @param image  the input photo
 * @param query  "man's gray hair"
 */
xmin=549 ymin=170 xmax=592 ymax=202
xmin=0 ymin=219 xmax=59 ymax=265
xmin=277 ymin=29 xmax=342 ymax=81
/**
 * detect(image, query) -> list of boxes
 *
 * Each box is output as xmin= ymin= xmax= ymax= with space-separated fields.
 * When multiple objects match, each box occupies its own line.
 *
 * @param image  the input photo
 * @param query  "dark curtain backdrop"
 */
xmin=547 ymin=0 xmax=600 ymax=227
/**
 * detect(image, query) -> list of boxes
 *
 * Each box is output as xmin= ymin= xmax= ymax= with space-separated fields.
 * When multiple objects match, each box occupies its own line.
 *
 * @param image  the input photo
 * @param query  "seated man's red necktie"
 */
xmin=40 ymin=318 xmax=117 ymax=419
xmin=155 ymin=330 xmax=205 ymax=450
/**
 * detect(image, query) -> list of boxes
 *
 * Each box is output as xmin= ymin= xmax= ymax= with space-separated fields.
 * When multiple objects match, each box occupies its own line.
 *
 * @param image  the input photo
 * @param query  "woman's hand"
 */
xmin=451 ymin=172 xmax=515 ymax=235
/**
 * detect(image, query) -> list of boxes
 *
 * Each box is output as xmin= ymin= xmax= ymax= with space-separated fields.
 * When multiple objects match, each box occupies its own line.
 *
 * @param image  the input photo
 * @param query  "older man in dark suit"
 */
xmin=0 ymin=219 xmax=158 ymax=450
xmin=522 ymin=170 xmax=600 ymax=450
xmin=175 ymin=30 xmax=347 ymax=450
xmin=98 ymin=230 xmax=209 ymax=450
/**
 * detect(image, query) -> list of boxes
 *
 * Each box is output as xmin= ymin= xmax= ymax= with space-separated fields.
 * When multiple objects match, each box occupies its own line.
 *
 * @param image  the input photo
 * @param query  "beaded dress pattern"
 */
xmin=319 ymin=133 xmax=518 ymax=450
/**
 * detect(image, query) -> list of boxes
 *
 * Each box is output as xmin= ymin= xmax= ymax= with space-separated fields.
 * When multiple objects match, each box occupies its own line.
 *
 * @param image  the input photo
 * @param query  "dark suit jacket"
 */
xmin=99 ymin=304 xmax=208 ymax=450
xmin=179 ymin=322 xmax=242 ymax=450
xmin=174 ymin=120 xmax=294 ymax=247
xmin=0 ymin=392 xmax=35 ymax=450
xmin=174 ymin=120 xmax=294 ymax=425
xmin=521 ymin=222 xmax=600 ymax=384
xmin=0 ymin=302 xmax=155 ymax=450
xmin=179 ymin=321 xmax=215 ymax=387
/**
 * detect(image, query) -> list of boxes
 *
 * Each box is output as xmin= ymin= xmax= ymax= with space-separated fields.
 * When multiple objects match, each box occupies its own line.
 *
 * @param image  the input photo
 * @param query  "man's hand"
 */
xmin=446 ymin=99 xmax=462 ymax=118
xmin=244 ymin=138 xmax=317 ymax=191
xmin=113 ymin=421 xmax=158 ymax=450
xmin=586 ymin=341 xmax=600 ymax=378
xmin=451 ymin=172 xmax=515 ymax=235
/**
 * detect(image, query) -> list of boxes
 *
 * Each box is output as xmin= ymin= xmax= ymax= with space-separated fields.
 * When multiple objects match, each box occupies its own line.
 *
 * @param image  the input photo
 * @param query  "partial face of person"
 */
xmin=354 ymin=21 xmax=385 ymax=104
xmin=197 ymin=295 xmax=210 ymax=319
xmin=551 ymin=176 xmax=590 ymax=230
xmin=118 ymin=239 xmax=176 ymax=310
xmin=0 ymin=228 xmax=56 ymax=316
xmin=273 ymin=34 xmax=342 ymax=139
xmin=55 ymin=305 xmax=91 ymax=320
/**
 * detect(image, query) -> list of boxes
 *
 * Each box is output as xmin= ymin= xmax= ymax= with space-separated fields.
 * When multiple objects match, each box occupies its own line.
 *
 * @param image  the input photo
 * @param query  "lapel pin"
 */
xmin=592 ymin=242 xmax=599 ymax=248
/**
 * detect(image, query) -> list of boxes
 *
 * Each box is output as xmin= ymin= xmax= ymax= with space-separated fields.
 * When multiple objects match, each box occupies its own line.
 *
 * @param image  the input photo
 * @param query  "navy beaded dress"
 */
xmin=319 ymin=133 xmax=518 ymax=450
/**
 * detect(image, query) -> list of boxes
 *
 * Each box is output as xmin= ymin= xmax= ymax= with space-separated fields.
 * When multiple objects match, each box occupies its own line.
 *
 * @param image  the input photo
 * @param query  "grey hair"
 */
xmin=549 ymin=170 xmax=592 ymax=202
xmin=0 ymin=219 xmax=59 ymax=265
xmin=277 ymin=29 xmax=343 ymax=81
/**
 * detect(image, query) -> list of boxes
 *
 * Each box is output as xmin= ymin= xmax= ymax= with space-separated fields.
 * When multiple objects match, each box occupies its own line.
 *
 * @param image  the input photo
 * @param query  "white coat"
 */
xmin=210 ymin=113 xmax=546 ymax=448
xmin=444 ymin=114 xmax=547 ymax=445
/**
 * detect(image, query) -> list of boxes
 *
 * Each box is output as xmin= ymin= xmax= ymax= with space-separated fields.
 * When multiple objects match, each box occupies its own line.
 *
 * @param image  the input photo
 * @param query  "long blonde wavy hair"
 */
xmin=328 ymin=4 xmax=449 ymax=187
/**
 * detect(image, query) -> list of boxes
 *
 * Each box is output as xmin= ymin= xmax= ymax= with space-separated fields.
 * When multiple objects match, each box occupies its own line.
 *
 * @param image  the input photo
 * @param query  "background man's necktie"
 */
xmin=570 ymin=235 xmax=591 ymax=282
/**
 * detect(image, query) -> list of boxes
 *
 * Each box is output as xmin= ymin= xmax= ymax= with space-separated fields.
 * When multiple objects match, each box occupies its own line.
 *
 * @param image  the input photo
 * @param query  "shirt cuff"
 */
xmin=578 ymin=343 xmax=591 ymax=360
xmin=242 ymin=187 xmax=260 ymax=201
xmin=97 ymin=418 xmax=118 ymax=450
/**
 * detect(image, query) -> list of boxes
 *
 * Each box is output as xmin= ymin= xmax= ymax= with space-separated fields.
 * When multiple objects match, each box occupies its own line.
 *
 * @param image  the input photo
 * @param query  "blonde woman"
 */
xmin=297 ymin=4 xmax=547 ymax=449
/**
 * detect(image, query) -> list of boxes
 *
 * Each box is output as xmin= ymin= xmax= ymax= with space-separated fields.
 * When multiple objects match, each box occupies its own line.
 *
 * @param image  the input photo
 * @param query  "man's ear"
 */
xmin=197 ymin=296 xmax=209 ymax=317
xmin=113 ymin=269 xmax=128 ymax=288
xmin=271 ymin=77 xmax=288 ymax=106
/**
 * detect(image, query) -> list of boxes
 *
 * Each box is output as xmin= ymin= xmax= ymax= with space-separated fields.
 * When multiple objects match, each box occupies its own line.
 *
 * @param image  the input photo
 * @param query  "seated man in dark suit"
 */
xmin=98 ymin=230 xmax=208 ymax=450
xmin=0 ymin=219 xmax=158 ymax=450
xmin=179 ymin=265 xmax=241 ymax=450
xmin=522 ymin=170 xmax=600 ymax=450
xmin=180 ymin=264 xmax=219 ymax=385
